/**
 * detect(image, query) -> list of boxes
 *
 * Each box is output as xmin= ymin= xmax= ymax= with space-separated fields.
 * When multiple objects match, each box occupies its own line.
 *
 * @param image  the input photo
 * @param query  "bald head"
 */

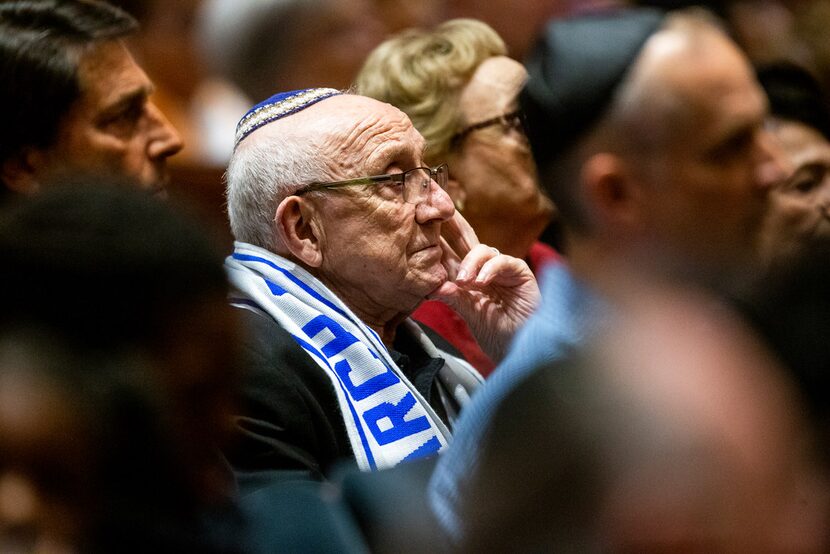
xmin=524 ymin=9 xmax=786 ymax=286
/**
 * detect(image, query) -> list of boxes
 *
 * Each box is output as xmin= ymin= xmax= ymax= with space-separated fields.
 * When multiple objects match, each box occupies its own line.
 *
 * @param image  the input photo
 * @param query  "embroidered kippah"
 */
xmin=234 ymin=88 xmax=341 ymax=147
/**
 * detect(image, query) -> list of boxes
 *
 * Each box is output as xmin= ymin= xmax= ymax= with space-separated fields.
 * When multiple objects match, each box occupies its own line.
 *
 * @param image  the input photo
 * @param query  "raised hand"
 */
xmin=430 ymin=210 xmax=540 ymax=362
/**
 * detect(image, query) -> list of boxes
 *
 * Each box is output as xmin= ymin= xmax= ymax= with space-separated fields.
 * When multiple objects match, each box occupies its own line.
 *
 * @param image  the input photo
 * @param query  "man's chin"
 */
xmin=424 ymin=268 xmax=450 ymax=297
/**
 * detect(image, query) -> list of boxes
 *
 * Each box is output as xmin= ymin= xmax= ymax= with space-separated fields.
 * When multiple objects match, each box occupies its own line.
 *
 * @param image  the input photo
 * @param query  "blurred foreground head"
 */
xmin=0 ymin=183 xmax=240 ymax=508
xmin=0 ymin=330 xmax=238 ymax=552
xmin=458 ymin=284 xmax=828 ymax=552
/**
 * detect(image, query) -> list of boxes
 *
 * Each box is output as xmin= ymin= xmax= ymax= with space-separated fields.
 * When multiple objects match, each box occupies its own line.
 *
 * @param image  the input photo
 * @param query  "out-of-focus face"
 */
xmin=597 ymin=286 xmax=828 ymax=552
xmin=0 ymin=369 xmax=91 ymax=553
xmin=631 ymin=27 xmax=788 ymax=278
xmin=445 ymin=0 xmax=566 ymax=59
xmin=450 ymin=56 xmax=553 ymax=257
xmin=760 ymin=117 xmax=830 ymax=263
xmin=304 ymin=96 xmax=455 ymax=319
xmin=276 ymin=0 xmax=385 ymax=91
xmin=41 ymin=40 xmax=183 ymax=195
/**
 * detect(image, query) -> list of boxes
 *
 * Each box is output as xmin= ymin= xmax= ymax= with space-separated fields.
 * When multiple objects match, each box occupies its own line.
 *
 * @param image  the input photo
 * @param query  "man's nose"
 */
xmin=756 ymin=129 xmax=792 ymax=192
xmin=146 ymin=101 xmax=184 ymax=160
xmin=416 ymin=177 xmax=455 ymax=223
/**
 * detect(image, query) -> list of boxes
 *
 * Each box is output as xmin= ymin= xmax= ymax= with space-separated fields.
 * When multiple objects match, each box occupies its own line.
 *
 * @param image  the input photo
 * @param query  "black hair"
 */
xmin=0 ymin=1 xmax=137 ymax=173
xmin=732 ymin=238 xmax=830 ymax=464
xmin=757 ymin=62 xmax=830 ymax=140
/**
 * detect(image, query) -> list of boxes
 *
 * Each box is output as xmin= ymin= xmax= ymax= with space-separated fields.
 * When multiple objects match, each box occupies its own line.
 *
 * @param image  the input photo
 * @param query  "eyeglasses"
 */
xmin=294 ymin=164 xmax=448 ymax=205
xmin=451 ymin=110 xmax=525 ymax=147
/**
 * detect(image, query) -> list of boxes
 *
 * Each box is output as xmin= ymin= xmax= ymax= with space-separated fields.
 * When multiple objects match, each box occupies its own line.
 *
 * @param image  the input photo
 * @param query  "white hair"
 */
xmin=226 ymin=129 xmax=328 ymax=252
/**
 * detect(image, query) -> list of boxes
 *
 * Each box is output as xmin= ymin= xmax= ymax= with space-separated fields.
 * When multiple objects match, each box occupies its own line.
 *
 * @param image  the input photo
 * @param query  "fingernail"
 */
xmin=457 ymin=269 xmax=468 ymax=281
xmin=476 ymin=270 xmax=490 ymax=283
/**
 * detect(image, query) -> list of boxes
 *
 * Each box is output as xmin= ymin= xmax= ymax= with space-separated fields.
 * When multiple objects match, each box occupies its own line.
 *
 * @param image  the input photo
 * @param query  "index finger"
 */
xmin=441 ymin=209 xmax=480 ymax=260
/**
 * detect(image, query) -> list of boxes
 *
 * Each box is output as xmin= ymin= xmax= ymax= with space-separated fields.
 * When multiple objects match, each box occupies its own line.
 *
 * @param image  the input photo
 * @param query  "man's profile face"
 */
xmin=43 ymin=40 xmax=183 ymax=194
xmin=305 ymin=96 xmax=455 ymax=315
xmin=632 ymin=27 xmax=787 ymax=275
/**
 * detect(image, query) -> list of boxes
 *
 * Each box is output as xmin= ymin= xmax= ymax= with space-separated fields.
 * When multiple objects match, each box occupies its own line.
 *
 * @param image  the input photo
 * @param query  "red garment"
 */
xmin=526 ymin=241 xmax=561 ymax=278
xmin=412 ymin=241 xmax=561 ymax=377
xmin=412 ymin=300 xmax=496 ymax=376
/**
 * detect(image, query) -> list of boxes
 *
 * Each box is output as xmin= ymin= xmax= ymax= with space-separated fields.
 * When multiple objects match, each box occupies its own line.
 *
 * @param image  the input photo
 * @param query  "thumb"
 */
xmin=427 ymin=280 xmax=458 ymax=302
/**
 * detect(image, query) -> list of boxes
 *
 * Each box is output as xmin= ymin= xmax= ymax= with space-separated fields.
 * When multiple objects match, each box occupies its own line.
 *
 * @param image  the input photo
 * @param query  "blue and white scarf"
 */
xmin=226 ymin=242 xmax=483 ymax=471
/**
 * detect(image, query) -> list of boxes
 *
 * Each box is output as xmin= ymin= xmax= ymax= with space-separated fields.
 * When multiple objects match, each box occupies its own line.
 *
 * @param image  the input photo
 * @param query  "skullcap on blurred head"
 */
xmin=235 ymin=88 xmax=341 ymax=147
xmin=520 ymin=8 xmax=665 ymax=171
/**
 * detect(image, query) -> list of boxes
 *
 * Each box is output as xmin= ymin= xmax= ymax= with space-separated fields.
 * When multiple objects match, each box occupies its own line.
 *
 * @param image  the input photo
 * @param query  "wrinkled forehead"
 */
xmin=304 ymin=95 xmax=427 ymax=174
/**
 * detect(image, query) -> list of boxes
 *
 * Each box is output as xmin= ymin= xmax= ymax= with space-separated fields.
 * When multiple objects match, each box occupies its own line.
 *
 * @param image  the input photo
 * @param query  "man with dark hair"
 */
xmin=0 ymin=0 xmax=182 ymax=197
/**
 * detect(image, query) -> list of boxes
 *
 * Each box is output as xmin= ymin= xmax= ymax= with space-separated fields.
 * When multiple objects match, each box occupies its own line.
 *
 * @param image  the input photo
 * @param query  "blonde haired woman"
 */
xmin=356 ymin=19 xmax=558 ymax=374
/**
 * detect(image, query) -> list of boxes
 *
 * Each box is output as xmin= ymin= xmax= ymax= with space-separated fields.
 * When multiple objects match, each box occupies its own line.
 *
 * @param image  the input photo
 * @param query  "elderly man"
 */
xmin=430 ymin=7 xmax=789 ymax=541
xmin=0 ymin=0 xmax=182 ymax=197
xmin=223 ymin=88 xmax=538 ymax=482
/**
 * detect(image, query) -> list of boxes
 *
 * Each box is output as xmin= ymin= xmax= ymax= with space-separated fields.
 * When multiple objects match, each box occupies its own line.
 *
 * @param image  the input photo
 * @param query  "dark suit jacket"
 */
xmin=225 ymin=307 xmax=465 ymax=491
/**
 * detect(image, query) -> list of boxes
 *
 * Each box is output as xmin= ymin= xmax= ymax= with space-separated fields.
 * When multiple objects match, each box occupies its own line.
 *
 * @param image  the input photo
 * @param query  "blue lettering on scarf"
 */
xmin=303 ymin=315 xmax=359 ymax=357
xmin=264 ymin=279 xmax=286 ymax=296
xmin=364 ymin=392 xmax=432 ymax=445
xmin=334 ymin=360 xmax=399 ymax=401
xmin=301 ymin=314 xmax=437 ymax=451
xmin=304 ymin=315 xmax=399 ymax=401
xmin=403 ymin=435 xmax=442 ymax=462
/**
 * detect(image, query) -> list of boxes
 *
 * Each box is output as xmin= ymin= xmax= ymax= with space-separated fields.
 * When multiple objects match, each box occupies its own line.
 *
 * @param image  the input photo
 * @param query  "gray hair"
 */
xmin=226 ymin=130 xmax=328 ymax=252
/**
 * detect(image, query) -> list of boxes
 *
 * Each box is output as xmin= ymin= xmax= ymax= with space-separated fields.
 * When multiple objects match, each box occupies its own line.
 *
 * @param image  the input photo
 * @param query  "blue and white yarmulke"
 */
xmin=234 ymin=88 xmax=341 ymax=147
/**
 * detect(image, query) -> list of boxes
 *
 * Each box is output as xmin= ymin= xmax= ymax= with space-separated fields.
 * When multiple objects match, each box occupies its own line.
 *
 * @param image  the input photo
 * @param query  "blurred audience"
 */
xmin=758 ymin=62 xmax=830 ymax=267
xmin=356 ymin=19 xmax=557 ymax=374
xmin=369 ymin=0 xmax=444 ymax=33
xmin=0 ymin=0 xmax=182 ymax=198
xmin=2 ymin=0 xmax=830 ymax=550
xmin=0 ymin=183 xmax=243 ymax=551
xmin=199 ymin=0 xmax=384 ymax=104
xmin=444 ymin=0 xmax=625 ymax=61
xmin=456 ymin=284 xmax=828 ymax=552
xmin=738 ymin=238 xmax=830 ymax=471
xmin=224 ymin=89 xmax=537 ymax=482
xmin=431 ymin=6 xmax=790 ymax=541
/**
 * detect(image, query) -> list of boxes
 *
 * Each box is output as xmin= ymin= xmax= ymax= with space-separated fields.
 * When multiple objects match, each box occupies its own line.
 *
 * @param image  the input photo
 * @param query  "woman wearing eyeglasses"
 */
xmin=356 ymin=18 xmax=558 ymax=375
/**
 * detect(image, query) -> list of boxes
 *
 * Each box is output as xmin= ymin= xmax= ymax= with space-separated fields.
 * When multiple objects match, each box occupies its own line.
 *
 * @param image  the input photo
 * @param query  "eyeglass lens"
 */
xmin=403 ymin=166 xmax=447 ymax=203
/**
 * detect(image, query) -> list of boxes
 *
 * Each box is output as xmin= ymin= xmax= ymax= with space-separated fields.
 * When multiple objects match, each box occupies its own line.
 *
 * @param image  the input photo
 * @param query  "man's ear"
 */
xmin=581 ymin=153 xmax=644 ymax=234
xmin=1 ymin=148 xmax=45 ymax=195
xmin=274 ymin=195 xmax=323 ymax=267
